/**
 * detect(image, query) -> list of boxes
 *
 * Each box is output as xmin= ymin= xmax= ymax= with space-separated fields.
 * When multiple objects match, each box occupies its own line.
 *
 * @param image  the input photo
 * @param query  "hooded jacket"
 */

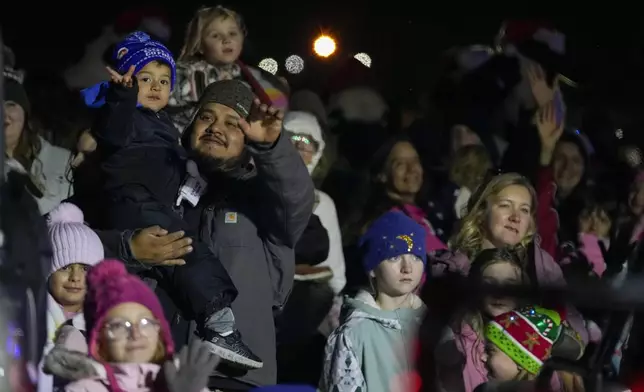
xmin=320 ymin=290 xmax=425 ymax=392
xmin=284 ymin=111 xmax=346 ymax=294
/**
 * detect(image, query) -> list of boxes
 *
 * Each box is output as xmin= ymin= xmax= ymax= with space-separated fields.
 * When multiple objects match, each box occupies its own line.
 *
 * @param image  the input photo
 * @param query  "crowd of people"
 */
xmin=4 ymin=8 xmax=644 ymax=392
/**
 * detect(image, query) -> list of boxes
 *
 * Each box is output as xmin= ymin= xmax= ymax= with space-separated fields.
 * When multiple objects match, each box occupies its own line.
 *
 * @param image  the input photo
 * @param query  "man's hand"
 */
xmin=239 ymin=98 xmax=284 ymax=144
xmin=106 ymin=65 xmax=136 ymax=88
xmin=130 ymin=226 xmax=193 ymax=266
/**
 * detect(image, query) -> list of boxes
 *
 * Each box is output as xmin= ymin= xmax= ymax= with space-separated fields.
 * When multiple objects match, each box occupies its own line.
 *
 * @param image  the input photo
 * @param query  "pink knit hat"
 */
xmin=47 ymin=203 xmax=104 ymax=275
xmin=83 ymin=260 xmax=174 ymax=361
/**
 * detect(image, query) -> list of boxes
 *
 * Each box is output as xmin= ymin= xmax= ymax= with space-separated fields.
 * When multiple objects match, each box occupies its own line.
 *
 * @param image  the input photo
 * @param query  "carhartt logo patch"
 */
xmin=225 ymin=212 xmax=238 ymax=224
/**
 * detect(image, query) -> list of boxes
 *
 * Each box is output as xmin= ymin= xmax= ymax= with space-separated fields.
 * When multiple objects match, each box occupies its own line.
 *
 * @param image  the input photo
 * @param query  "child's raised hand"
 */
xmin=106 ymin=65 xmax=136 ymax=88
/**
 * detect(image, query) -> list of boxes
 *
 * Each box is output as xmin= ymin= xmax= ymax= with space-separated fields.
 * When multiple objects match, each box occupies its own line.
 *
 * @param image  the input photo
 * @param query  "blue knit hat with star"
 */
xmin=113 ymin=31 xmax=176 ymax=88
xmin=359 ymin=211 xmax=427 ymax=272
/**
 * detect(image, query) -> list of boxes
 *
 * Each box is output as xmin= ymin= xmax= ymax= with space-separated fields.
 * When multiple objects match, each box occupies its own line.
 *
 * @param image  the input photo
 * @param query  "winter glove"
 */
xmin=43 ymin=347 xmax=105 ymax=380
xmin=158 ymin=339 xmax=220 ymax=392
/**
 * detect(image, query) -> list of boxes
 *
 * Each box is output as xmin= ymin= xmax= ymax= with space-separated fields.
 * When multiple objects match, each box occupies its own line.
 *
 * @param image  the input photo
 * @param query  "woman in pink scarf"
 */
xmin=351 ymin=137 xmax=448 ymax=256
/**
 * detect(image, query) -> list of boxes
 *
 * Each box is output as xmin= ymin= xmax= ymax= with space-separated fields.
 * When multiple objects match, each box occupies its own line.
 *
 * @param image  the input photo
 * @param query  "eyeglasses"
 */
xmin=286 ymin=132 xmax=319 ymax=153
xmin=103 ymin=318 xmax=160 ymax=341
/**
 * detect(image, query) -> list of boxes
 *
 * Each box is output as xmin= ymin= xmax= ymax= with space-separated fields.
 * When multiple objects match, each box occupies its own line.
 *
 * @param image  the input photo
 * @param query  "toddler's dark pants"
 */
xmin=109 ymin=200 xmax=237 ymax=323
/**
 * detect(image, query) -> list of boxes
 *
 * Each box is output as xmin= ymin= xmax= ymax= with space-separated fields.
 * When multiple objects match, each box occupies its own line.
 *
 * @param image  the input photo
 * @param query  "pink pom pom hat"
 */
xmin=83 ymin=260 xmax=175 ymax=361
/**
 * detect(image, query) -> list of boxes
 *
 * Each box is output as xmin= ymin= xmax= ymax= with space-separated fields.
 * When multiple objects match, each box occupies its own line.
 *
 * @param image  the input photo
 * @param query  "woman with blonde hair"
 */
xmin=428 ymin=173 xmax=593 ymax=392
xmin=168 ymin=6 xmax=288 ymax=131
xmin=433 ymin=172 xmax=591 ymax=338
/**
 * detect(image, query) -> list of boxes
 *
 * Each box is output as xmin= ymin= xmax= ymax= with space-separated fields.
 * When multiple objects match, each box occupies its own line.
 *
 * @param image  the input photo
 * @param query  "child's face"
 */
xmin=136 ymin=61 xmax=171 ymax=112
xmin=481 ymin=261 xmax=522 ymax=317
xmin=49 ymin=263 xmax=89 ymax=311
xmin=201 ymin=17 xmax=244 ymax=66
xmin=579 ymin=208 xmax=611 ymax=238
xmin=101 ymin=302 xmax=160 ymax=364
xmin=484 ymin=343 xmax=520 ymax=380
xmin=372 ymin=254 xmax=424 ymax=296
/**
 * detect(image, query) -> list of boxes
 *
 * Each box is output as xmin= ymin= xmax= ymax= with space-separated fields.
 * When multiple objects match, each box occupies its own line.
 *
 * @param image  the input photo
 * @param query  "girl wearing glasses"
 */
xmin=55 ymin=260 xmax=210 ymax=392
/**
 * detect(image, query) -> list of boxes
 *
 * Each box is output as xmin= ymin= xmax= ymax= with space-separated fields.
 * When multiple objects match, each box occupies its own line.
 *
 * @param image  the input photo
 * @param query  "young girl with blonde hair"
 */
xmin=169 ymin=6 xmax=288 ymax=131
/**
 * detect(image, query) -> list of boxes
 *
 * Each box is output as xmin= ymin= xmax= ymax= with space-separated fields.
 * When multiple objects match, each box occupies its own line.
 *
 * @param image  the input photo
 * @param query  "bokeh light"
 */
xmin=258 ymin=58 xmax=278 ymax=75
xmin=285 ymin=55 xmax=305 ymax=74
xmin=624 ymin=146 xmax=643 ymax=168
xmin=354 ymin=52 xmax=372 ymax=68
xmin=314 ymin=35 xmax=336 ymax=58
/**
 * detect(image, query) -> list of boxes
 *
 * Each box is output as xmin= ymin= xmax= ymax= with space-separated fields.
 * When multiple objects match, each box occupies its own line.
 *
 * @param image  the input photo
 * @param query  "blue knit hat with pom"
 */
xmin=113 ymin=31 xmax=176 ymax=88
xmin=359 ymin=211 xmax=427 ymax=272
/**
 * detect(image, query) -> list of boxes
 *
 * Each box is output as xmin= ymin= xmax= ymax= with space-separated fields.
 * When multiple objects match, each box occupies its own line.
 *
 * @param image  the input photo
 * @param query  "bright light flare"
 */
xmin=354 ymin=52 xmax=372 ymax=68
xmin=314 ymin=35 xmax=336 ymax=58
xmin=258 ymin=58 xmax=278 ymax=75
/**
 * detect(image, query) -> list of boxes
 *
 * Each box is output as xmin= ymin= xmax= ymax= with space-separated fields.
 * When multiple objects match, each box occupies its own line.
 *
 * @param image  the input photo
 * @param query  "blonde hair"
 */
xmin=449 ymin=145 xmax=492 ymax=191
xmin=449 ymin=172 xmax=538 ymax=260
xmin=179 ymin=6 xmax=247 ymax=63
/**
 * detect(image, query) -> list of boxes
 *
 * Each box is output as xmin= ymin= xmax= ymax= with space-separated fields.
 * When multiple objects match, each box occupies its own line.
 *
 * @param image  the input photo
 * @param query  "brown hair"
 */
xmin=469 ymin=248 xmax=529 ymax=285
xmin=11 ymin=118 xmax=42 ymax=172
xmin=449 ymin=144 xmax=492 ymax=191
xmin=179 ymin=6 xmax=247 ymax=63
xmin=453 ymin=251 xmax=529 ymax=344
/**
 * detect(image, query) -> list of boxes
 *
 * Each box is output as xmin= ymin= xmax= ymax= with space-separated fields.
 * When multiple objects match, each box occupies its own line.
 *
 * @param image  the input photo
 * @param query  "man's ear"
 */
xmin=377 ymin=172 xmax=387 ymax=184
xmin=369 ymin=270 xmax=376 ymax=279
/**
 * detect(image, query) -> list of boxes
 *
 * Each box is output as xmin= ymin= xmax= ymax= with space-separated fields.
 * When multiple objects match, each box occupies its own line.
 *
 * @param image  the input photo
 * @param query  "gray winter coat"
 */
xmin=194 ymin=134 xmax=314 ymax=387
xmin=97 ymin=133 xmax=314 ymax=387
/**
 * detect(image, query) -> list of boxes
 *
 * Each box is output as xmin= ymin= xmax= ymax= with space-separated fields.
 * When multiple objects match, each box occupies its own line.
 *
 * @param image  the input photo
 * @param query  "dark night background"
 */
xmin=3 ymin=4 xmax=644 ymax=144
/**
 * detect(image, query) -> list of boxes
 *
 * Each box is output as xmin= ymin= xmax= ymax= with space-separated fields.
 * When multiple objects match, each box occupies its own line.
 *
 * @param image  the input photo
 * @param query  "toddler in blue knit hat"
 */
xmin=320 ymin=211 xmax=426 ymax=392
xmin=83 ymin=31 xmax=262 ymax=370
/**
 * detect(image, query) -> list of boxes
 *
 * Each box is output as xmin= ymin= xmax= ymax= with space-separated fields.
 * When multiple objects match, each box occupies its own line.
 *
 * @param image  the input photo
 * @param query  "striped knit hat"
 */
xmin=485 ymin=306 xmax=563 ymax=375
